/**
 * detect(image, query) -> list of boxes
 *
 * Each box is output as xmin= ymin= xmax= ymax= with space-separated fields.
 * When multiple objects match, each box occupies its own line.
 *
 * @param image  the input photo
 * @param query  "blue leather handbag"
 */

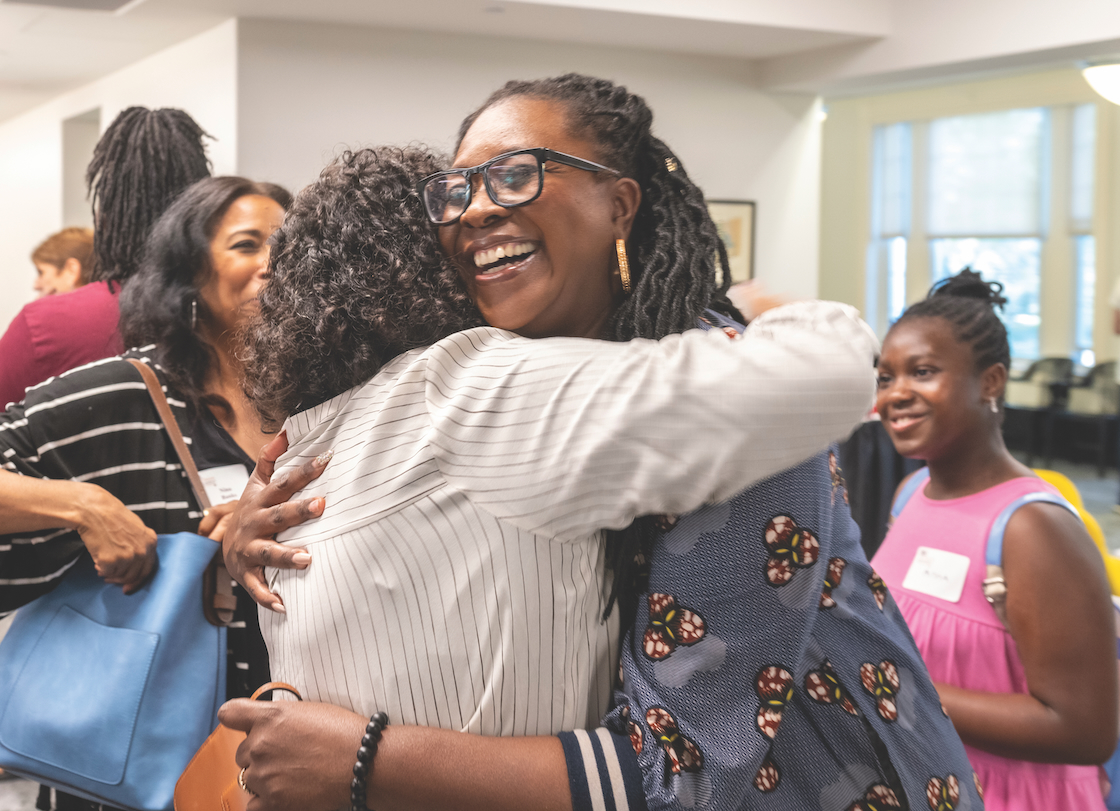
xmin=0 ymin=358 xmax=232 ymax=811
xmin=0 ymin=532 xmax=227 ymax=811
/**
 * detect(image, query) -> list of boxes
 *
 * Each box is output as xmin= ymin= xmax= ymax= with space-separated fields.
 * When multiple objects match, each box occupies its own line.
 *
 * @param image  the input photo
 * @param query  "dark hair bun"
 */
xmin=927 ymin=267 xmax=1007 ymax=311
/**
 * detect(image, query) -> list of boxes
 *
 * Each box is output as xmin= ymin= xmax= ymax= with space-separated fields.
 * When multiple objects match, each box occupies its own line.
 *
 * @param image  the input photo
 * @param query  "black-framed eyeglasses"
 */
xmin=416 ymin=148 xmax=620 ymax=226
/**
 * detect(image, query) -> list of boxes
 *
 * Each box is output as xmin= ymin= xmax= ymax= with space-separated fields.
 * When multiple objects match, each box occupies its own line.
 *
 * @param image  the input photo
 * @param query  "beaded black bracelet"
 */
xmin=350 ymin=711 xmax=389 ymax=811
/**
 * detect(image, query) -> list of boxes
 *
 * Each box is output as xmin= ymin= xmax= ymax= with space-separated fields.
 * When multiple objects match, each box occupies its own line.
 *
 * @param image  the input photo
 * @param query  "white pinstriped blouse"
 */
xmin=261 ymin=301 xmax=878 ymax=737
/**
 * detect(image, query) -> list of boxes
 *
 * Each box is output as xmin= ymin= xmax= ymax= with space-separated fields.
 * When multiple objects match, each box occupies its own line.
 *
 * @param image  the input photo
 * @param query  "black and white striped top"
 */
xmin=263 ymin=301 xmax=878 ymax=737
xmin=0 ymin=351 xmax=269 ymax=697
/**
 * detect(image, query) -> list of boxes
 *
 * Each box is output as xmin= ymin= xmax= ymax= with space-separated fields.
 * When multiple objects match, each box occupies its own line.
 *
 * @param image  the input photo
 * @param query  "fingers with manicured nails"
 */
xmin=237 ymin=540 xmax=312 ymax=612
xmin=264 ymin=452 xmax=332 ymax=506
xmin=254 ymin=539 xmax=313 ymax=570
xmin=263 ymin=496 xmax=326 ymax=533
xmin=223 ymin=440 xmax=327 ymax=611
xmin=241 ymin=568 xmax=284 ymax=612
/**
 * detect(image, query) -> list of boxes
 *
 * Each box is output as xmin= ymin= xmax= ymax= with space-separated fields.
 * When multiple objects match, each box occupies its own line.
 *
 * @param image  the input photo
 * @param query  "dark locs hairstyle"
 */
xmin=241 ymin=147 xmax=481 ymax=427
xmin=458 ymin=73 xmax=740 ymax=621
xmin=119 ymin=177 xmax=292 ymax=414
xmin=456 ymin=73 xmax=738 ymax=342
xmin=86 ymin=106 xmax=212 ymax=284
xmin=893 ymin=267 xmax=1011 ymax=373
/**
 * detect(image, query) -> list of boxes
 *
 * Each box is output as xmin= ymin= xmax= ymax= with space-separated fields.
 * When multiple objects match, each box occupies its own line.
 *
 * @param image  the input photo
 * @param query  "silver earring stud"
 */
xmin=989 ymin=397 xmax=999 ymax=413
xmin=190 ymin=298 xmax=197 ymax=330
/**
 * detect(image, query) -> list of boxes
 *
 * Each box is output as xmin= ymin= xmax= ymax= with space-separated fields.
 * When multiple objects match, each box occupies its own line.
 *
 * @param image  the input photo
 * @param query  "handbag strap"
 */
xmin=890 ymin=467 xmax=930 ymax=519
xmin=982 ymin=489 xmax=1080 ymax=629
xmin=127 ymin=358 xmax=211 ymax=511
xmin=250 ymin=681 xmax=303 ymax=701
xmin=127 ymin=358 xmax=235 ymax=625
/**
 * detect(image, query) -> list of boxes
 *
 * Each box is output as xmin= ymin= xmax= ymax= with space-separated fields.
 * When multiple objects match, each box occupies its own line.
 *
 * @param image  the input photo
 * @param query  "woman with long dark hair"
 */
xmin=0 ymin=177 xmax=290 ymax=734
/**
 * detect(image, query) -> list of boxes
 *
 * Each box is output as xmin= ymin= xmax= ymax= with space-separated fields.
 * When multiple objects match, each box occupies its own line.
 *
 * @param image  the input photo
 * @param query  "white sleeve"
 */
xmin=425 ymin=301 xmax=877 ymax=541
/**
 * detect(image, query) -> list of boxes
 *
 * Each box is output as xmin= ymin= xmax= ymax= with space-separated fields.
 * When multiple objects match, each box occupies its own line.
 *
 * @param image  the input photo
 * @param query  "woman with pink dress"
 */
xmin=872 ymin=269 xmax=1118 ymax=810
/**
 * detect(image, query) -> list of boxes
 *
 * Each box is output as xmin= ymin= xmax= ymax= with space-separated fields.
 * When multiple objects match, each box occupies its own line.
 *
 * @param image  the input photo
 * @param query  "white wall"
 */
xmin=0 ymin=20 xmax=238 ymax=331
xmin=236 ymin=19 xmax=823 ymax=297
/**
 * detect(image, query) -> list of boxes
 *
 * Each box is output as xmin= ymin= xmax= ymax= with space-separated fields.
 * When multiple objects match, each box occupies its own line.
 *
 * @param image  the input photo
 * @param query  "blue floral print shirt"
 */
xmin=558 ymin=312 xmax=983 ymax=811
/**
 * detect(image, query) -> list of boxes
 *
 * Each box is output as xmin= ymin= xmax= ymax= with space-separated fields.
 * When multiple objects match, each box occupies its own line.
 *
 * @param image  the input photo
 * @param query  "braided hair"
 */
xmin=457 ymin=73 xmax=738 ymax=342
xmin=86 ymin=107 xmax=212 ymax=284
xmin=460 ymin=74 xmax=742 ymax=621
xmin=893 ymin=268 xmax=1011 ymax=374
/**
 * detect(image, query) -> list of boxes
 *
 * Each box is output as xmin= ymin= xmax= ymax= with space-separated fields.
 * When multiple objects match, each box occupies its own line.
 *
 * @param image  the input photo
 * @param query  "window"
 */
xmin=929 ymin=237 xmax=1042 ymax=359
xmin=927 ymin=108 xmax=1048 ymax=359
xmin=1071 ymin=103 xmax=1096 ymax=366
xmin=867 ymin=103 xmax=1097 ymax=362
xmin=867 ymin=123 xmax=911 ymax=333
xmin=1074 ymin=235 xmax=1096 ymax=367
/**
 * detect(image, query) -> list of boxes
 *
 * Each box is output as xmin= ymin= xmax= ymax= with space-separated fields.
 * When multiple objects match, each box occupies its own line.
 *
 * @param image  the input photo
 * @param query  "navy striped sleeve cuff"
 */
xmin=558 ymin=728 xmax=648 ymax=811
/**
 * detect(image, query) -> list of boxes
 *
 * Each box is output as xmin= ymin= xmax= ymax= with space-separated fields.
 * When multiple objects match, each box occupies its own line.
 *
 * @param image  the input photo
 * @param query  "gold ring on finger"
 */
xmin=238 ymin=766 xmax=257 ymax=796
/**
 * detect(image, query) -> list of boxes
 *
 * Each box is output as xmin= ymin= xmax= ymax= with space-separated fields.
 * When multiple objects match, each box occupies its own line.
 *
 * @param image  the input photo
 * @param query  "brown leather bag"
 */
xmin=173 ymin=682 xmax=302 ymax=811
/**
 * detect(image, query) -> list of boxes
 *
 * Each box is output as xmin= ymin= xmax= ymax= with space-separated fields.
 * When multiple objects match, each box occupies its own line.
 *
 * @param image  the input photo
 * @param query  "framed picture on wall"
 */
xmin=706 ymin=200 xmax=755 ymax=285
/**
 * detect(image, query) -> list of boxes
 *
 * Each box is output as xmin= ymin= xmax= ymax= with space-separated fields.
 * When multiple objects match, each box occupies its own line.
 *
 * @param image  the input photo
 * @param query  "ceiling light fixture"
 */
xmin=1082 ymin=61 xmax=1120 ymax=106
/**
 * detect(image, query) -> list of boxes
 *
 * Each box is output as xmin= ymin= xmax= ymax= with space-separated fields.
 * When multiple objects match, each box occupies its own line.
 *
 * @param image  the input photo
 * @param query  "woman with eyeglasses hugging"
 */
xmin=220 ymin=75 xmax=978 ymax=811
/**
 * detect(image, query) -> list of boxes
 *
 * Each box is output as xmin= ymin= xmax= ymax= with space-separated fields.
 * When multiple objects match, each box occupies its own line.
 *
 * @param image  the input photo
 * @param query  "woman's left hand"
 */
xmin=198 ymin=501 xmax=237 ymax=542
xmin=218 ymin=698 xmax=365 ymax=811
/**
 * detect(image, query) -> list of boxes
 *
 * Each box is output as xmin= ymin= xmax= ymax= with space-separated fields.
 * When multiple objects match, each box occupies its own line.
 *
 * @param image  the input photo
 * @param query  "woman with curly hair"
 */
xmin=237 ymin=149 xmax=479 ymax=425
xmin=224 ymin=74 xmax=978 ymax=811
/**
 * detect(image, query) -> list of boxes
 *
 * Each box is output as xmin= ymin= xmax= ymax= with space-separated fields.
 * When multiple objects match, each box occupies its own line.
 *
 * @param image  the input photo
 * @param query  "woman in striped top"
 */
xmin=0 ymin=176 xmax=290 ymax=730
xmin=222 ymin=77 xmax=978 ymax=811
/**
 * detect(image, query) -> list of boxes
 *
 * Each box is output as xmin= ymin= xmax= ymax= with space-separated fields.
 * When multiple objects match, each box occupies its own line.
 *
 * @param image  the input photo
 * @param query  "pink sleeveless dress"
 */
xmin=872 ymin=474 xmax=1106 ymax=811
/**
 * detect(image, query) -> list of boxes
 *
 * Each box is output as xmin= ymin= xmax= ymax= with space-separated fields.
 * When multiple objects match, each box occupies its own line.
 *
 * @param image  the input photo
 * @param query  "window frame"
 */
xmin=864 ymin=100 xmax=1102 ymax=364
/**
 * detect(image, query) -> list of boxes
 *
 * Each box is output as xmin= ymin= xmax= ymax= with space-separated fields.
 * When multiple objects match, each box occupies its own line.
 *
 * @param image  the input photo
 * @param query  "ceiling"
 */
xmin=2 ymin=0 xmax=1119 ymax=125
xmin=0 ymin=0 xmax=889 ymax=122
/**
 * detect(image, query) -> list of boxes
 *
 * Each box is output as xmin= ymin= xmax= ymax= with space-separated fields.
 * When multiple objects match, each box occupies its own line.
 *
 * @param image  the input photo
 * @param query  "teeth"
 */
xmin=474 ymin=242 xmax=534 ymax=269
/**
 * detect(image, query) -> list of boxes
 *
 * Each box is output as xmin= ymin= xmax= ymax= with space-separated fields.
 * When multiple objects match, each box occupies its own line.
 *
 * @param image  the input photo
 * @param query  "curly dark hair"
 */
xmin=241 ymin=147 xmax=481 ymax=426
xmin=120 ymin=176 xmax=292 ymax=414
xmin=457 ymin=73 xmax=739 ymax=342
xmin=458 ymin=74 xmax=745 ymax=620
xmin=893 ymin=267 xmax=1011 ymax=373
xmin=87 ymin=107 xmax=213 ymax=284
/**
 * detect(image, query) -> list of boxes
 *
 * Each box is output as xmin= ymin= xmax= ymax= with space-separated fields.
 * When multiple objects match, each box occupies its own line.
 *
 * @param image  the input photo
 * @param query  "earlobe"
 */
xmin=611 ymin=177 xmax=641 ymax=240
xmin=980 ymin=362 xmax=1008 ymax=403
xmin=61 ymin=257 xmax=83 ymax=287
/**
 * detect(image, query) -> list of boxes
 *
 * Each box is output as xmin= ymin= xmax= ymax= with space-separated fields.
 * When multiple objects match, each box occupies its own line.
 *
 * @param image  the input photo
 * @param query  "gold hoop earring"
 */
xmin=616 ymin=239 xmax=631 ymax=294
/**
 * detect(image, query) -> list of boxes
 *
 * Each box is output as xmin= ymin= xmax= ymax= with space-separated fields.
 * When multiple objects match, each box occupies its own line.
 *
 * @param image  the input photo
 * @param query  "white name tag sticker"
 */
xmin=199 ymin=464 xmax=250 ymax=506
xmin=901 ymin=546 xmax=971 ymax=603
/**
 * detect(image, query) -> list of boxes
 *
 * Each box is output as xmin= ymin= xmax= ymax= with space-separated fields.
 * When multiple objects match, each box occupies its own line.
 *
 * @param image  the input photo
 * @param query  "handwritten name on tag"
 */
xmin=199 ymin=463 xmax=250 ymax=507
xmin=901 ymin=546 xmax=970 ymax=603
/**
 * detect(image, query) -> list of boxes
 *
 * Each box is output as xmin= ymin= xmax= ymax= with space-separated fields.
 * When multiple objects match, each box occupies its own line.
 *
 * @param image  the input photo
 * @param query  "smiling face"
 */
xmin=33 ymin=259 xmax=82 ymax=297
xmin=196 ymin=194 xmax=285 ymax=338
xmin=876 ymin=316 xmax=1003 ymax=462
xmin=439 ymin=96 xmax=639 ymax=339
